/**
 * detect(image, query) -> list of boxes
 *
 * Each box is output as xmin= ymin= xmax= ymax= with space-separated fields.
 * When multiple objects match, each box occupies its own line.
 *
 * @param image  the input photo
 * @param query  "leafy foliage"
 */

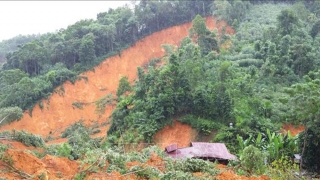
xmin=95 ymin=94 xmax=113 ymax=115
xmin=76 ymin=146 xmax=218 ymax=179
xmin=268 ymin=156 xmax=299 ymax=180
xmin=166 ymin=158 xmax=218 ymax=175
xmin=180 ymin=115 xmax=221 ymax=135
xmin=60 ymin=121 xmax=101 ymax=160
xmin=0 ymin=130 xmax=46 ymax=147
xmin=0 ymin=144 xmax=9 ymax=157
xmin=283 ymin=70 xmax=320 ymax=172
xmin=0 ymin=106 xmax=23 ymax=126
xmin=240 ymin=145 xmax=266 ymax=175
xmin=116 ymin=76 xmax=131 ymax=97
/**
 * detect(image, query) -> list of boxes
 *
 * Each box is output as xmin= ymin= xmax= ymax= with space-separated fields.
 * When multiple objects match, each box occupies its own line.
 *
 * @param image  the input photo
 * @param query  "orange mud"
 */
xmin=282 ymin=124 xmax=305 ymax=136
xmin=216 ymin=170 xmax=270 ymax=180
xmin=145 ymin=152 xmax=165 ymax=171
xmin=0 ymin=17 xmax=234 ymax=141
xmin=215 ymin=164 xmax=270 ymax=180
xmin=86 ymin=153 xmax=165 ymax=180
xmin=86 ymin=172 xmax=124 ymax=180
xmin=41 ymin=154 xmax=79 ymax=178
xmin=0 ymin=149 xmax=79 ymax=179
xmin=154 ymin=120 xmax=197 ymax=149
xmin=0 ymin=149 xmax=47 ymax=178
xmin=91 ymin=124 xmax=110 ymax=139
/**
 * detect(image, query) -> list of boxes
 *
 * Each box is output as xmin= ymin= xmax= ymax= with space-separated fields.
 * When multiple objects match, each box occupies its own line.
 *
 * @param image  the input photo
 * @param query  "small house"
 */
xmin=165 ymin=142 xmax=237 ymax=164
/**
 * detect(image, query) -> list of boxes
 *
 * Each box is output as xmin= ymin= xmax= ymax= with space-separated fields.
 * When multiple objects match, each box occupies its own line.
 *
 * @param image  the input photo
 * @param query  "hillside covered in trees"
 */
xmin=1 ymin=0 xmax=320 ymax=179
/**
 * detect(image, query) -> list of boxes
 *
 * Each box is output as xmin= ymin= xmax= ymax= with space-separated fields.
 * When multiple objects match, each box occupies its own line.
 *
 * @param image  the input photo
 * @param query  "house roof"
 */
xmin=165 ymin=143 xmax=178 ymax=153
xmin=165 ymin=142 xmax=237 ymax=160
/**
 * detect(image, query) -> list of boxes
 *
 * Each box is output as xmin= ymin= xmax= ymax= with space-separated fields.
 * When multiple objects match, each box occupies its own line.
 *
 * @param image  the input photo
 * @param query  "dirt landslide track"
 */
xmin=0 ymin=17 xmax=240 ymax=179
xmin=0 ymin=17 xmax=234 ymax=139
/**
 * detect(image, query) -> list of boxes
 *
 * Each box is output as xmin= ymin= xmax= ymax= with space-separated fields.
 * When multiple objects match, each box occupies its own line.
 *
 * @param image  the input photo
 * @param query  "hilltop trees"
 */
xmin=4 ymin=41 xmax=47 ymax=75
xmin=0 ymin=34 xmax=39 ymax=63
xmin=79 ymin=33 xmax=96 ymax=65
xmin=0 ymin=1 xmax=214 ymax=112
xmin=212 ymin=0 xmax=250 ymax=28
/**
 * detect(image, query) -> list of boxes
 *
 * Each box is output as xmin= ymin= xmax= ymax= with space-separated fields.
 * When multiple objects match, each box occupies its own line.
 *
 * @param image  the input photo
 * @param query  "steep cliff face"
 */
xmin=0 ymin=17 xmax=234 ymax=139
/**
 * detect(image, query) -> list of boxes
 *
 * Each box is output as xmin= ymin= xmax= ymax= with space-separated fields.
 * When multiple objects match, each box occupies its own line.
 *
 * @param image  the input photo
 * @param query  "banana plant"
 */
xmin=252 ymin=132 xmax=266 ymax=150
xmin=237 ymin=129 xmax=297 ymax=163
xmin=266 ymin=129 xmax=296 ymax=162
xmin=237 ymin=134 xmax=252 ymax=155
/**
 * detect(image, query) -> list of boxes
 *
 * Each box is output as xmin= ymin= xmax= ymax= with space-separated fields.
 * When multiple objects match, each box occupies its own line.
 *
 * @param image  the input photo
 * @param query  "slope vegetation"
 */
xmin=0 ymin=17 xmax=238 ymax=179
xmin=0 ymin=17 xmax=234 ymax=141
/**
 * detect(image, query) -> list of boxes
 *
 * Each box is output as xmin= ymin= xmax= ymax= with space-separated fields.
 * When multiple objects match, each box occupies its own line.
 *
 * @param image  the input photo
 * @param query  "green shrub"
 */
xmin=13 ymin=130 xmax=45 ymax=147
xmin=165 ymin=158 xmax=218 ymax=176
xmin=105 ymin=149 xmax=127 ymax=174
xmin=61 ymin=121 xmax=85 ymax=138
xmin=213 ymin=126 xmax=241 ymax=154
xmin=161 ymin=171 xmax=193 ymax=180
xmin=0 ymin=106 xmax=23 ymax=126
xmin=268 ymin=156 xmax=299 ymax=180
xmin=240 ymin=145 xmax=266 ymax=175
xmin=0 ymin=144 xmax=9 ymax=157
xmin=61 ymin=121 xmax=101 ymax=160
xmin=74 ymin=172 xmax=86 ymax=180
xmin=129 ymin=165 xmax=161 ymax=179
xmin=116 ymin=76 xmax=131 ymax=97
xmin=0 ymin=130 xmax=11 ymax=137
xmin=56 ymin=143 xmax=73 ymax=159
xmin=95 ymin=94 xmax=113 ymax=115
xmin=180 ymin=114 xmax=221 ymax=135
xmin=72 ymin=102 xmax=84 ymax=110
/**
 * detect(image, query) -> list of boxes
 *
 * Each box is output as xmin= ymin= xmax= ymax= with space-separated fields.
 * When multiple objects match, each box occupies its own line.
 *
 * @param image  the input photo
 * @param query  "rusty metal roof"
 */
xmin=166 ymin=142 xmax=237 ymax=160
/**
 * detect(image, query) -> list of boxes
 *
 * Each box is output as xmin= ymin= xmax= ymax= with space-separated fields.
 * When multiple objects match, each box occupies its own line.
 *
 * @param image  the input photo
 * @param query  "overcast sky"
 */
xmin=0 ymin=1 xmax=130 ymax=41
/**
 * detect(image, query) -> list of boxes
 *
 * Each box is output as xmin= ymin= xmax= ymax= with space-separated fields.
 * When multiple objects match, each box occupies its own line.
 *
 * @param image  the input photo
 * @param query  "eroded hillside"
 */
xmin=0 ymin=17 xmax=234 ymax=140
xmin=0 ymin=16 xmax=239 ymax=180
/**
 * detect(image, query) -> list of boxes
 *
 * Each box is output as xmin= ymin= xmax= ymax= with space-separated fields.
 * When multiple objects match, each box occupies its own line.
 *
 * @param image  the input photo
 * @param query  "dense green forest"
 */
xmin=1 ymin=0 xmax=320 ymax=178
xmin=0 ymin=34 xmax=40 ymax=63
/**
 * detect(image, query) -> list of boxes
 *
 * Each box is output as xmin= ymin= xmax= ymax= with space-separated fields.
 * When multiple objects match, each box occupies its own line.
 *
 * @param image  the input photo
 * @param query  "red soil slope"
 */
xmin=0 ymin=17 xmax=234 ymax=139
xmin=154 ymin=120 xmax=197 ymax=149
xmin=282 ymin=124 xmax=305 ymax=136
xmin=0 ymin=149 xmax=79 ymax=179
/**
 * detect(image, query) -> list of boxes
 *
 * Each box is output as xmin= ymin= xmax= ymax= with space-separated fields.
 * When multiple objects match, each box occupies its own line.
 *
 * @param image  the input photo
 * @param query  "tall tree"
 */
xmin=285 ymin=70 xmax=320 ymax=173
xmin=277 ymin=9 xmax=299 ymax=36
xmin=79 ymin=33 xmax=96 ymax=65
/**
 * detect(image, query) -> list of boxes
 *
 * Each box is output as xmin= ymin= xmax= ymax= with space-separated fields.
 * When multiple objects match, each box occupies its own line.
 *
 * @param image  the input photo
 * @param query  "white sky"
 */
xmin=0 ymin=1 xmax=131 ymax=41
